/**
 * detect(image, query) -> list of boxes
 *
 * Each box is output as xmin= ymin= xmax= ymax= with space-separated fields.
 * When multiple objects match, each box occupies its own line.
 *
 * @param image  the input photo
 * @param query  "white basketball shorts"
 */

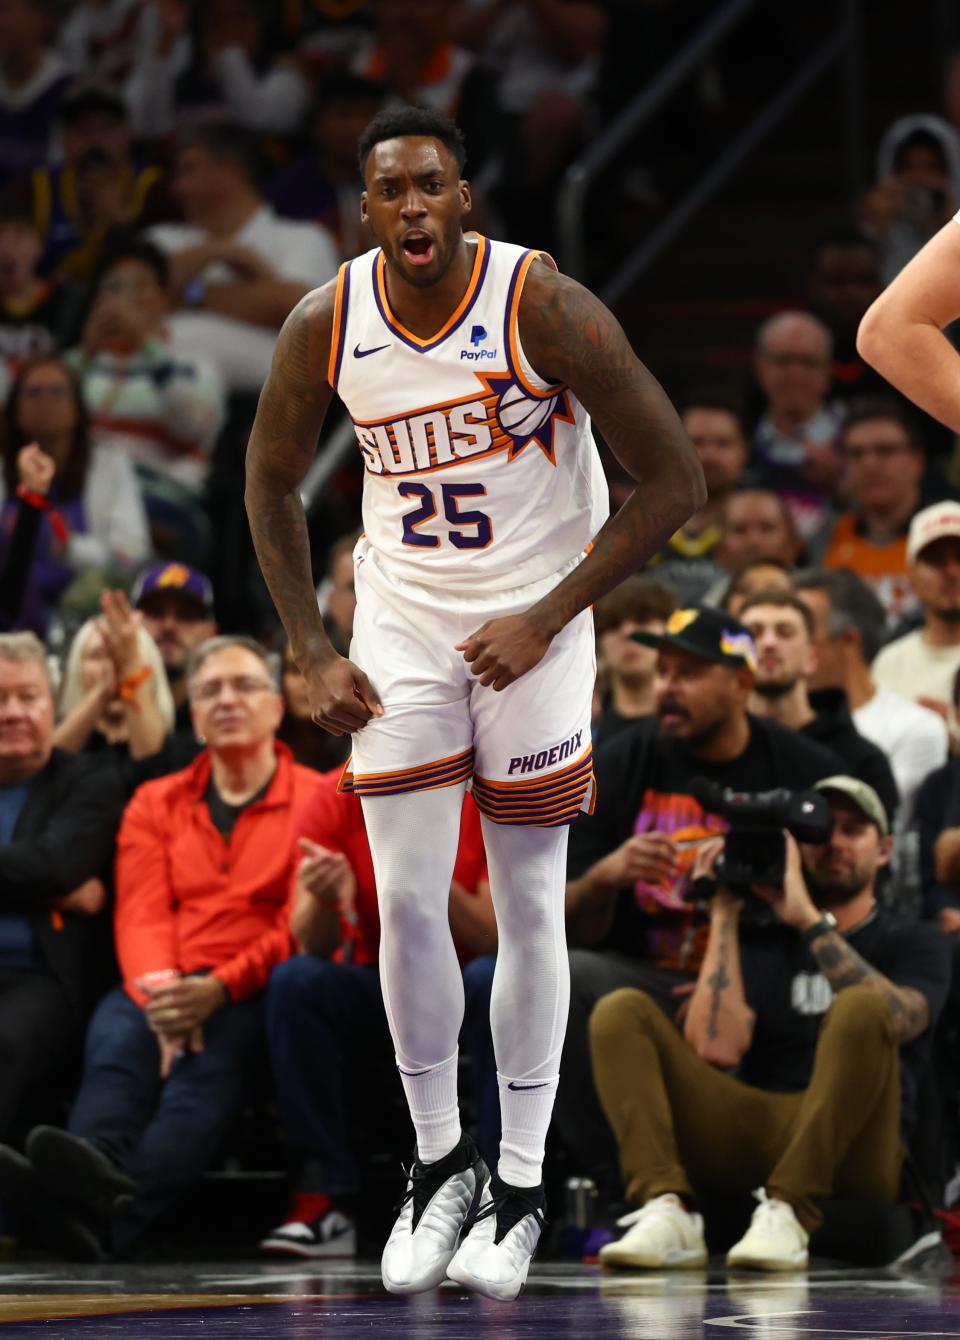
xmin=339 ymin=539 xmax=596 ymax=826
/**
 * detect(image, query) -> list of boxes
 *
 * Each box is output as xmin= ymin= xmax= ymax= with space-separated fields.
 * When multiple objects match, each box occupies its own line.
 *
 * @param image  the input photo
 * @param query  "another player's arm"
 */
xmin=244 ymin=285 xmax=382 ymax=735
xmin=458 ymin=264 xmax=705 ymax=688
xmin=857 ymin=219 xmax=960 ymax=432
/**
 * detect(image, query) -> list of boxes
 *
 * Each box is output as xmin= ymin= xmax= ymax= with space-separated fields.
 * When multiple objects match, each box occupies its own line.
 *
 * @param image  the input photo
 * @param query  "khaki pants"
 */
xmin=589 ymin=984 xmax=904 ymax=1231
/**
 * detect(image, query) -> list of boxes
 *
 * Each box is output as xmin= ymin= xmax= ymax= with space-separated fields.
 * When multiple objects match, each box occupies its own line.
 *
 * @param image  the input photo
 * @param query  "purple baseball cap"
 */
xmin=131 ymin=563 xmax=214 ymax=615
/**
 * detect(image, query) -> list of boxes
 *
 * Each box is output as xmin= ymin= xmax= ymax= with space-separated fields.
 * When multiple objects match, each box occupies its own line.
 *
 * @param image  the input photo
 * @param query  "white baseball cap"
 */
xmin=907 ymin=500 xmax=960 ymax=564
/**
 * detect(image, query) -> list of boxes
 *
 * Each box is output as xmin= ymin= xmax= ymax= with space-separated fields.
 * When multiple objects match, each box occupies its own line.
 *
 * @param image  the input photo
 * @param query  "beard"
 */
xmin=803 ymin=860 xmax=872 ymax=908
xmin=933 ymin=603 xmax=960 ymax=624
xmin=752 ymin=675 xmax=799 ymax=699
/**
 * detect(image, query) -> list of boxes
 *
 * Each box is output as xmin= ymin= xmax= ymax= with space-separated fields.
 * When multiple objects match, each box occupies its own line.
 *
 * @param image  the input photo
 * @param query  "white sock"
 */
xmin=481 ymin=817 xmax=571 ymax=1190
xmin=497 ymin=1072 xmax=559 ymax=1187
xmin=396 ymin=1049 xmax=462 ymax=1166
xmin=360 ymin=787 xmax=468 ymax=1168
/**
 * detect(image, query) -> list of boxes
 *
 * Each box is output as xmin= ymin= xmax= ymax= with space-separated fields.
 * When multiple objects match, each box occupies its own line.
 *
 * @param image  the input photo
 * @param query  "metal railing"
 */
xmin=299 ymin=413 xmax=358 ymax=514
xmin=557 ymin=0 xmax=863 ymax=306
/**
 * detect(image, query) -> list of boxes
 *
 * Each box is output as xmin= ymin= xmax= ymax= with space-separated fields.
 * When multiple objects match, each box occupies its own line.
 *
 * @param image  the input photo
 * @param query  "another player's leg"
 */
xmin=361 ymin=784 xmax=489 ymax=1295
xmin=447 ymin=818 xmax=570 ymax=1301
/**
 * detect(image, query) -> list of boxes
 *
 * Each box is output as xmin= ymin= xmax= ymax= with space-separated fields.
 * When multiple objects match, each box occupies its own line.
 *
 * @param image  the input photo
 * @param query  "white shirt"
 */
xmin=853 ymin=685 xmax=948 ymax=823
xmin=148 ymin=206 xmax=339 ymax=393
xmin=872 ymin=629 xmax=960 ymax=713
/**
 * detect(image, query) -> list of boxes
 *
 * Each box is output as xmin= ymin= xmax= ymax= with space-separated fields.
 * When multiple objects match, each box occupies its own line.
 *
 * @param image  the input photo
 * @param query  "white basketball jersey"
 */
xmin=328 ymin=234 xmax=609 ymax=592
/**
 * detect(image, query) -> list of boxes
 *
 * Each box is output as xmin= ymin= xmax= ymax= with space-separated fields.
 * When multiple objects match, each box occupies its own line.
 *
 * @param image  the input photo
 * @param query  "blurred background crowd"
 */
xmin=5 ymin=0 xmax=960 ymax=1270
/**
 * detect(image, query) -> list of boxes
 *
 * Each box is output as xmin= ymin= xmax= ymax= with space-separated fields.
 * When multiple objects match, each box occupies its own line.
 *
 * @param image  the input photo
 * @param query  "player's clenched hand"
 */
xmin=456 ymin=612 xmax=555 ymax=690
xmin=306 ymin=653 xmax=383 ymax=735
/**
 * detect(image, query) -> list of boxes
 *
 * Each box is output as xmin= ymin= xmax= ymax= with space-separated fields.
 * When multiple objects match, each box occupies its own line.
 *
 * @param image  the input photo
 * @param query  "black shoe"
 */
xmin=0 ymin=1145 xmax=103 ymax=1262
xmin=27 ymin=1127 xmax=135 ymax=1216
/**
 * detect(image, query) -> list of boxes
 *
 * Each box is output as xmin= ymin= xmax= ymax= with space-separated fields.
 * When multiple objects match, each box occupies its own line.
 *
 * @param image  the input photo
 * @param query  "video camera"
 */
xmin=687 ymin=780 xmax=833 ymax=908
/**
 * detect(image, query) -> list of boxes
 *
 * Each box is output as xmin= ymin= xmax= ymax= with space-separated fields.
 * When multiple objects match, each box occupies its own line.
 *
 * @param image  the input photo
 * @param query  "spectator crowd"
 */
xmin=4 ymin=0 xmax=960 ymax=1277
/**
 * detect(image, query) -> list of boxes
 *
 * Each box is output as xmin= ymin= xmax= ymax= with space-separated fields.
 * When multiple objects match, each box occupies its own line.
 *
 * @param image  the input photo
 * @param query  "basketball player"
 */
xmin=857 ymin=212 xmax=960 ymax=429
xmin=244 ymin=107 xmax=704 ymax=1301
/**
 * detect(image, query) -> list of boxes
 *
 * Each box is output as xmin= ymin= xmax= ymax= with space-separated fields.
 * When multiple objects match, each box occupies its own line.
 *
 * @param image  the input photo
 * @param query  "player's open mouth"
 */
xmin=402 ymin=232 xmax=434 ymax=266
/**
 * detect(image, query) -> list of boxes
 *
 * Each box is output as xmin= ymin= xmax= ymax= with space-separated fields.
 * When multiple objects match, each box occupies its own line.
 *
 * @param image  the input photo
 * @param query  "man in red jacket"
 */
xmin=8 ymin=634 xmax=321 ymax=1258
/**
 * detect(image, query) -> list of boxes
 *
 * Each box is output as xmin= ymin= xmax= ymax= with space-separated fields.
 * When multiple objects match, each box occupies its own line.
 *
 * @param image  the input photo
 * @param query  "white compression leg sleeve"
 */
xmin=361 ymin=785 xmax=467 ymax=1164
xmin=481 ymin=815 xmax=571 ymax=1188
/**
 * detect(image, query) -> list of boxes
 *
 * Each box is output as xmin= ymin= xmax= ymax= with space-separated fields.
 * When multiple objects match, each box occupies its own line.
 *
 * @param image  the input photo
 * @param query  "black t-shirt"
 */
xmin=205 ymin=776 xmax=271 ymax=837
xmin=569 ymin=714 xmax=841 ymax=972
xmin=739 ymin=910 xmax=951 ymax=1134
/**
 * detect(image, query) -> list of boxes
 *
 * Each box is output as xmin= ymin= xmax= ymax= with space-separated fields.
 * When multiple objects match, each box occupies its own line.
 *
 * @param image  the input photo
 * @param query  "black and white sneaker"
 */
xmin=260 ymin=1199 xmax=357 ymax=1259
xmin=381 ymin=1133 xmax=489 ymax=1295
xmin=447 ymin=1173 xmax=545 ymax=1301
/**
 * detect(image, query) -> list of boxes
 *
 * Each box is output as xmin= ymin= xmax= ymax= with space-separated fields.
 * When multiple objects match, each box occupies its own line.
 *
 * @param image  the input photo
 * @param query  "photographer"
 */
xmin=592 ymin=778 xmax=950 ymax=1273
xmin=554 ymin=606 xmax=840 ymax=1194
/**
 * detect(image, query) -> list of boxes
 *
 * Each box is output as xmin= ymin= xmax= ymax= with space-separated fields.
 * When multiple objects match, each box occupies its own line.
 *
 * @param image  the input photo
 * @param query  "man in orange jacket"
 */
xmin=0 ymin=635 xmax=321 ymax=1259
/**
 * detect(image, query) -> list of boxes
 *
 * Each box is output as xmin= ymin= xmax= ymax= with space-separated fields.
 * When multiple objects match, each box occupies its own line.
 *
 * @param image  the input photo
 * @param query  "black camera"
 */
xmin=688 ymin=779 xmax=833 ymax=899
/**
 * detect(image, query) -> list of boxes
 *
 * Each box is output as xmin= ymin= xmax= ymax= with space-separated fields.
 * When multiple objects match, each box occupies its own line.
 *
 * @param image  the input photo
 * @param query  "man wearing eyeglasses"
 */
xmin=0 ymin=635 xmax=321 ymax=1259
xmin=819 ymin=398 xmax=927 ymax=624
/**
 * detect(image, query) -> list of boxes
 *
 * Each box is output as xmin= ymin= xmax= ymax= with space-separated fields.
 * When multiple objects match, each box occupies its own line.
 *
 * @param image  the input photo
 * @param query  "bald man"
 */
xmin=753 ymin=310 xmax=844 ymax=542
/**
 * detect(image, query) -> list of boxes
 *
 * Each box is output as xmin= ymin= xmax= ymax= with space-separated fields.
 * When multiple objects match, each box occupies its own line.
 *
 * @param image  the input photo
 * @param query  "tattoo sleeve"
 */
xmin=707 ymin=926 xmax=732 ymax=1041
xmin=518 ymin=264 xmax=707 ymax=632
xmin=244 ymin=285 xmax=337 ymax=667
xmin=808 ymin=929 xmax=930 ymax=1044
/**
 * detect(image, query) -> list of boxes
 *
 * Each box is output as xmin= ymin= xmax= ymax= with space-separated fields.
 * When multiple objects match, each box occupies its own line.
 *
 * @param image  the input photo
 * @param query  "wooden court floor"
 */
xmin=0 ymin=1256 xmax=956 ymax=1338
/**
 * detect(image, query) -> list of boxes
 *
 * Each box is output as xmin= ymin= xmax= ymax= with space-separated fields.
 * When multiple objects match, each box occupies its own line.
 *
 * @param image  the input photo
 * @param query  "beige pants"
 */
xmin=589 ymin=983 xmax=904 ymax=1231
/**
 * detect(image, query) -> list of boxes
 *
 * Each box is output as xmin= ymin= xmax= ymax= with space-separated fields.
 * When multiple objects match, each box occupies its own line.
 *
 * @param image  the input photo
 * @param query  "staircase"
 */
xmin=605 ymin=0 xmax=950 ymax=399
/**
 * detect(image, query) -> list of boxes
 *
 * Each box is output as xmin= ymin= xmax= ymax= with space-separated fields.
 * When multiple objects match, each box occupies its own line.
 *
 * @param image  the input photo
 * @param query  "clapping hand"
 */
xmin=16 ymin=442 xmax=55 ymax=495
xmin=98 ymin=589 xmax=144 ymax=679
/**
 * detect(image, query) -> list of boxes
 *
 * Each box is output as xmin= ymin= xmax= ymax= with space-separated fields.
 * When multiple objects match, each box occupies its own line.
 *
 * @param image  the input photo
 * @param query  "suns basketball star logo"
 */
xmin=352 ymin=371 xmax=576 ymax=477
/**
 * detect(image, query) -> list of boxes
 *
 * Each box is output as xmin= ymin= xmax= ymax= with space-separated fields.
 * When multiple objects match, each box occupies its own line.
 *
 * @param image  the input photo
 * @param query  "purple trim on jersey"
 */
xmin=331 ymin=259 xmax=353 ymax=391
xmin=502 ymin=249 xmax=561 ymax=400
xmin=372 ymin=241 xmax=492 ymax=353
xmin=502 ymin=250 xmax=528 ymax=378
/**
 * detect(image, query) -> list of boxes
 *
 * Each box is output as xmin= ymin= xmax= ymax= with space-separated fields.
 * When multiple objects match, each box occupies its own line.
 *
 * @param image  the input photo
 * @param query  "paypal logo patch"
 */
xmin=462 ymin=324 xmax=497 ymax=360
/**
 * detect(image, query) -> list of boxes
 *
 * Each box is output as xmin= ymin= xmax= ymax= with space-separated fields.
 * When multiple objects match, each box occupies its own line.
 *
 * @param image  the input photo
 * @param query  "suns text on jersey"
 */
xmin=354 ymin=396 xmax=510 ymax=476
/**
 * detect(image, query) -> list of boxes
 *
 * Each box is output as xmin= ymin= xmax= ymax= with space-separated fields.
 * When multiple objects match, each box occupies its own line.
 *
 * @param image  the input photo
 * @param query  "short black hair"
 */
xmin=593 ymin=575 xmax=676 ymax=637
xmin=678 ymin=386 xmax=747 ymax=433
xmin=794 ymin=567 xmax=887 ymax=663
xmin=840 ymin=395 xmax=924 ymax=455
xmin=95 ymin=236 xmax=169 ymax=292
xmin=177 ymin=121 xmax=264 ymax=188
xmin=357 ymin=106 xmax=467 ymax=177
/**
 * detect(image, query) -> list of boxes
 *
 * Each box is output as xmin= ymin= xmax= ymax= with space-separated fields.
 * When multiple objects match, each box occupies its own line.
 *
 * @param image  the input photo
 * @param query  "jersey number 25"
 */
xmin=399 ymin=482 xmax=492 ymax=549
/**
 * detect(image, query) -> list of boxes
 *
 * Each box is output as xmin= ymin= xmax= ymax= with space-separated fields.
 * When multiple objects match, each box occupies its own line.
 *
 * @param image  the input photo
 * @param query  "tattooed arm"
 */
xmin=684 ymin=842 xmax=756 ymax=1066
xmin=244 ymin=285 xmax=382 ymax=735
xmin=805 ymin=930 xmax=929 ymax=1044
xmin=457 ymin=260 xmax=705 ymax=689
xmin=758 ymin=833 xmax=930 ymax=1045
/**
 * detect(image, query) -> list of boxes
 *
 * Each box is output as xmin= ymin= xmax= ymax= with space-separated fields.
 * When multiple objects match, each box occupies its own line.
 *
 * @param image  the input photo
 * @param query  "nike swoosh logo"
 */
xmin=398 ymin=1067 xmax=430 ymax=1077
xmin=354 ymin=342 xmax=389 ymax=358
xmin=507 ymin=1081 xmax=549 ymax=1091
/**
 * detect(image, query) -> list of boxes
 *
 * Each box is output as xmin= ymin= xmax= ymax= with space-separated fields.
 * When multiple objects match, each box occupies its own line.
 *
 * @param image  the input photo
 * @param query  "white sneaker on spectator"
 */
xmin=259 ymin=1194 xmax=356 ymax=1258
xmin=446 ymin=1174 xmax=545 ymax=1301
xmin=381 ymin=1133 xmax=488 ymax=1295
xmin=726 ymin=1190 xmax=809 ymax=1271
xmin=598 ymin=1193 xmax=707 ymax=1269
